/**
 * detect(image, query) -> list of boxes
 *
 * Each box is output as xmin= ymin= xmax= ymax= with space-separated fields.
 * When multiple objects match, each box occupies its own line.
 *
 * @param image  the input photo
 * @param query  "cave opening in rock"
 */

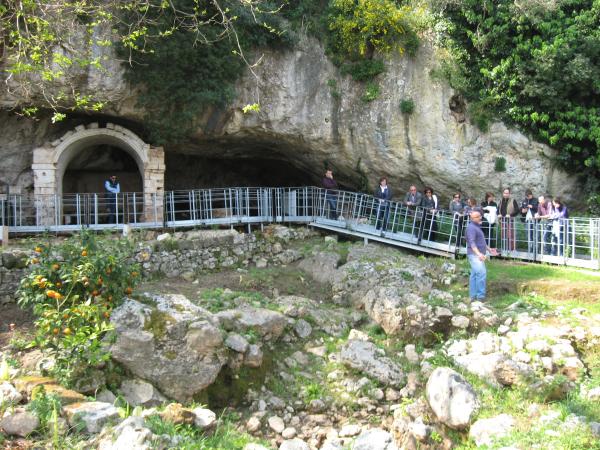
xmin=164 ymin=152 xmax=324 ymax=190
xmin=62 ymin=144 xmax=143 ymax=194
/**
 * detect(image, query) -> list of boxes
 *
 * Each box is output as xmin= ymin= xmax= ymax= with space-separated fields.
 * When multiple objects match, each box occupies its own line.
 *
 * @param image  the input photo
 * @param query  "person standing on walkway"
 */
xmin=404 ymin=185 xmax=422 ymax=207
xmin=104 ymin=174 xmax=120 ymax=224
xmin=466 ymin=210 xmax=494 ymax=302
xmin=535 ymin=194 xmax=553 ymax=254
xmin=520 ymin=189 xmax=539 ymax=253
xmin=481 ymin=192 xmax=498 ymax=248
xmin=322 ymin=169 xmax=338 ymax=220
xmin=419 ymin=187 xmax=438 ymax=241
xmin=374 ymin=177 xmax=392 ymax=231
xmin=498 ymin=188 xmax=519 ymax=252
xmin=449 ymin=192 xmax=466 ymax=246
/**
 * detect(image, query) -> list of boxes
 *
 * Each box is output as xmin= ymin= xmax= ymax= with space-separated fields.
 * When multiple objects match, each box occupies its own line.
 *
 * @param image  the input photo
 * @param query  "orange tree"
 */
xmin=18 ymin=231 xmax=140 ymax=385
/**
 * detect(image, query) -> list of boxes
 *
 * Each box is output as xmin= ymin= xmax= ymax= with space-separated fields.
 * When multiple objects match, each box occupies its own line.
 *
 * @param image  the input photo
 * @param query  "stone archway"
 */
xmin=32 ymin=122 xmax=164 ymax=224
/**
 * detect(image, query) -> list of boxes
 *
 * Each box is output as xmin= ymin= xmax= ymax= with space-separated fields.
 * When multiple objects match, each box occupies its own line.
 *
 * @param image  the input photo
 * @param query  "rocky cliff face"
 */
xmin=0 ymin=33 xmax=578 ymax=202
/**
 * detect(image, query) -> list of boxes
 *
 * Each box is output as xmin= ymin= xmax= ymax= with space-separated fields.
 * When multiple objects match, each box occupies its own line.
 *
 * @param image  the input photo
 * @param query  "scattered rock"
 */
xmin=216 ymin=306 xmax=287 ymax=340
xmin=294 ymin=319 xmax=312 ymax=339
xmin=340 ymin=340 xmax=405 ymax=387
xmin=193 ymin=407 xmax=216 ymax=430
xmin=159 ymin=403 xmax=195 ymax=425
xmin=469 ymin=414 xmax=515 ymax=447
xmin=225 ymin=333 xmax=250 ymax=353
xmin=282 ymin=427 xmax=297 ymax=439
xmin=426 ymin=367 xmax=479 ymax=429
xmin=120 ymin=379 xmax=167 ymax=408
xmin=63 ymin=401 xmax=120 ymax=433
xmin=246 ymin=416 xmax=261 ymax=432
xmin=352 ymin=428 xmax=396 ymax=450
xmin=404 ymin=345 xmax=419 ymax=364
xmin=244 ymin=344 xmax=263 ymax=368
xmin=268 ymin=415 xmax=285 ymax=433
xmin=451 ymin=316 xmax=470 ymax=329
xmin=0 ymin=410 xmax=39 ymax=437
xmin=339 ymin=423 xmax=361 ymax=437
xmin=97 ymin=416 xmax=161 ymax=450
xmin=0 ymin=382 xmax=23 ymax=405
xmin=279 ymin=438 xmax=310 ymax=450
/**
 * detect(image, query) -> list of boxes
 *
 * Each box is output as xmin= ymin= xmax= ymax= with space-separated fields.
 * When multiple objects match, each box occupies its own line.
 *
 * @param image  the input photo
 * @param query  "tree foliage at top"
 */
xmin=120 ymin=0 xmax=288 ymax=144
xmin=327 ymin=0 xmax=418 ymax=59
xmin=0 ymin=0 xmax=275 ymax=122
xmin=435 ymin=0 xmax=600 ymax=180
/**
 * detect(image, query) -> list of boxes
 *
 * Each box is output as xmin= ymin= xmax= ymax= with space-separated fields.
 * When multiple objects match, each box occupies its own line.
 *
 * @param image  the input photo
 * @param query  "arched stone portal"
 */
xmin=32 ymin=123 xmax=164 ymax=224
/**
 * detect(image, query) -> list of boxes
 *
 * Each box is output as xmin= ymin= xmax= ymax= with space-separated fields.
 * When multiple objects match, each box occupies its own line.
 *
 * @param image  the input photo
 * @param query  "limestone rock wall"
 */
xmin=0 ymin=33 xmax=579 ymax=203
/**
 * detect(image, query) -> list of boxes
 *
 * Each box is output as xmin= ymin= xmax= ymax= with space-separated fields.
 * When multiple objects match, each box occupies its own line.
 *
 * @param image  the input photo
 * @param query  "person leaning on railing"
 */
xmin=374 ymin=177 xmax=392 ymax=231
xmin=419 ymin=187 xmax=439 ymax=241
xmin=481 ymin=192 xmax=498 ymax=249
xmin=550 ymin=197 xmax=569 ymax=257
xmin=535 ymin=194 xmax=553 ymax=255
xmin=520 ymin=189 xmax=539 ymax=253
xmin=449 ymin=192 xmax=466 ymax=244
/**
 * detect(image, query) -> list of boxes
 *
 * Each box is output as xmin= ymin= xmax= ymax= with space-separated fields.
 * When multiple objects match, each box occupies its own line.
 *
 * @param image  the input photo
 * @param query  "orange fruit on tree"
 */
xmin=52 ymin=328 xmax=59 ymax=335
xmin=125 ymin=287 xmax=133 ymax=295
xmin=63 ymin=327 xmax=72 ymax=335
xmin=81 ymin=250 xmax=88 ymax=257
xmin=31 ymin=258 xmax=39 ymax=264
xmin=131 ymin=271 xmax=139 ymax=277
xmin=103 ymin=311 xmax=110 ymax=319
xmin=56 ymin=281 xmax=62 ymax=288
xmin=91 ymin=290 xmax=99 ymax=297
xmin=62 ymin=313 xmax=69 ymax=319
xmin=52 ymin=263 xmax=60 ymax=271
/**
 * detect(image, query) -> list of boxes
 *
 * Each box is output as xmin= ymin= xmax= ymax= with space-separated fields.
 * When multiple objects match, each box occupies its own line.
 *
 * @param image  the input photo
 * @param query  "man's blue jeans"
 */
xmin=467 ymin=254 xmax=486 ymax=300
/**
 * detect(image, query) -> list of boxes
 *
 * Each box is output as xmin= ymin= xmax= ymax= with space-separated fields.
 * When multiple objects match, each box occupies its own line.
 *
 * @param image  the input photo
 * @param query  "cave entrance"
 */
xmin=164 ymin=152 xmax=324 ymax=191
xmin=62 ymin=144 xmax=143 ymax=194
xmin=32 ymin=123 xmax=165 ymax=225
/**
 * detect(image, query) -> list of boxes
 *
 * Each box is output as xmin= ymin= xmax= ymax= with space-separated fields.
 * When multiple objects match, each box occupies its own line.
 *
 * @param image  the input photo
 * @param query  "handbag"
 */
xmin=525 ymin=209 xmax=533 ymax=222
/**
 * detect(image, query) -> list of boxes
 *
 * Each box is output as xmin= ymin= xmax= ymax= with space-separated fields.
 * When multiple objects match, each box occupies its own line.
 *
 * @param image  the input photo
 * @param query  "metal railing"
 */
xmin=1 ymin=188 xmax=599 ymax=269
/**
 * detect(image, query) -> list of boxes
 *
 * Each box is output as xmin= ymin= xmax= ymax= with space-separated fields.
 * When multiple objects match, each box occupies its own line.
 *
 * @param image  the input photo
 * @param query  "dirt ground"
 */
xmin=0 ymin=303 xmax=34 ymax=348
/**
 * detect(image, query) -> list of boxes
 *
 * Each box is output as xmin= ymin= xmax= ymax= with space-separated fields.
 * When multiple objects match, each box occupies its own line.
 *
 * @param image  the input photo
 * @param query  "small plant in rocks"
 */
xmin=18 ymin=231 xmax=140 ymax=385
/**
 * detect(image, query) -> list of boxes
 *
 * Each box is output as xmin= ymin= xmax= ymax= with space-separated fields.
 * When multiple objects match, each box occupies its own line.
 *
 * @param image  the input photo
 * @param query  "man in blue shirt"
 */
xmin=466 ymin=210 xmax=494 ymax=301
xmin=104 ymin=175 xmax=120 ymax=224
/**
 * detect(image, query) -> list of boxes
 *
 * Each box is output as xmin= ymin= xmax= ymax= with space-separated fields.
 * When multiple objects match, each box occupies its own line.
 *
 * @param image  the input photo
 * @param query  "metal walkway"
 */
xmin=1 ymin=187 xmax=599 ymax=269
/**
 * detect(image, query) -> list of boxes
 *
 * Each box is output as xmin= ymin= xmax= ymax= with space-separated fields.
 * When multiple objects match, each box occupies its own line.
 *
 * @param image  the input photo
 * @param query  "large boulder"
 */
xmin=340 ymin=340 xmax=405 ymax=387
xmin=361 ymin=286 xmax=447 ymax=340
xmin=297 ymin=251 xmax=341 ymax=285
xmin=110 ymin=294 xmax=227 ymax=403
xmin=426 ymin=367 xmax=479 ymax=430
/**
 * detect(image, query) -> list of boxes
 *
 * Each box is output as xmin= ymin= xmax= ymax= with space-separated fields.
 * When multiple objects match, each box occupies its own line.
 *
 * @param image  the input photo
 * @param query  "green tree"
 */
xmin=328 ymin=0 xmax=415 ymax=59
xmin=435 ymin=0 xmax=600 ymax=181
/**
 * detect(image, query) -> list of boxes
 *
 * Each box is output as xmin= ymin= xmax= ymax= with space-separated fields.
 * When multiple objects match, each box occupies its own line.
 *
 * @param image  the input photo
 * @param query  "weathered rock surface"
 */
xmin=120 ymin=379 xmax=167 ymax=408
xmin=0 ymin=409 xmax=39 ymax=436
xmin=63 ymin=401 xmax=120 ymax=433
xmin=426 ymin=367 xmax=479 ymax=429
xmin=110 ymin=294 xmax=227 ymax=402
xmin=340 ymin=339 xmax=405 ymax=387
xmin=215 ymin=306 xmax=287 ymax=340
xmin=96 ymin=416 xmax=166 ymax=450
xmin=469 ymin=414 xmax=515 ymax=447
